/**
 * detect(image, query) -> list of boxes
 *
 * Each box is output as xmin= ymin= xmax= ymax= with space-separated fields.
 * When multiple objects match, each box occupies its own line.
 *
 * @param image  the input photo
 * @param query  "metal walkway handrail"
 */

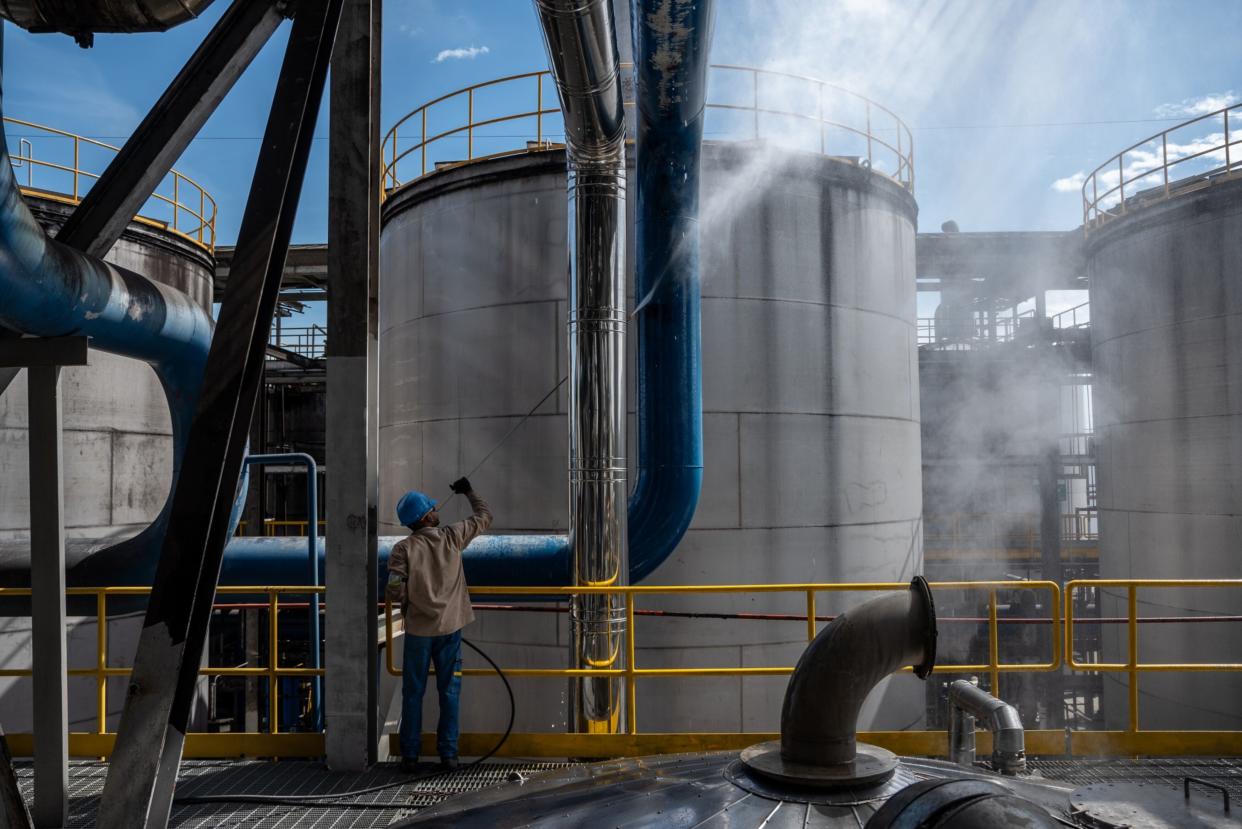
xmin=3 ymin=116 xmax=217 ymax=252
xmin=381 ymin=64 xmax=914 ymax=198
xmin=1082 ymin=101 xmax=1242 ymax=234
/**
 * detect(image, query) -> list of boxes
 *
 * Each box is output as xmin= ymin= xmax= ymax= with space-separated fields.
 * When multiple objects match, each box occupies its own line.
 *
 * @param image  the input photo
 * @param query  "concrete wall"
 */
xmin=0 ymin=200 xmax=214 ymax=543
xmin=379 ymin=143 xmax=924 ymax=735
xmin=1090 ymin=178 xmax=1242 ymax=730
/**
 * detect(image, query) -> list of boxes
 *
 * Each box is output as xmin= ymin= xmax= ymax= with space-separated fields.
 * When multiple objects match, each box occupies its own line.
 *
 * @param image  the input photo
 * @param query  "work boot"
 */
xmin=400 ymin=756 xmax=422 ymax=774
xmin=440 ymin=756 xmax=459 ymax=771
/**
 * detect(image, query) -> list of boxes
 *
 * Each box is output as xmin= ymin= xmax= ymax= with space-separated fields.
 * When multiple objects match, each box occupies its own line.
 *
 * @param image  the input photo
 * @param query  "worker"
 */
xmin=387 ymin=476 xmax=492 ymax=773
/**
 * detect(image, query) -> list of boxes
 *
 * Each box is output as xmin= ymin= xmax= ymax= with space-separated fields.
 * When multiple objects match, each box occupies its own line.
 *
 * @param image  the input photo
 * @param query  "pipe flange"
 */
xmin=739 ymin=740 xmax=898 ymax=789
xmin=910 ymin=575 xmax=937 ymax=679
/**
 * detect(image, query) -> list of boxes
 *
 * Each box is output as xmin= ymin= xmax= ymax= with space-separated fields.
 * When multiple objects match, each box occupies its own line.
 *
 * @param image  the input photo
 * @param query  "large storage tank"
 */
xmin=0 ymin=195 xmax=214 ymax=735
xmin=379 ymin=134 xmax=923 ymax=734
xmin=0 ymin=197 xmax=213 ymax=543
xmin=1090 ymin=175 xmax=1242 ymax=729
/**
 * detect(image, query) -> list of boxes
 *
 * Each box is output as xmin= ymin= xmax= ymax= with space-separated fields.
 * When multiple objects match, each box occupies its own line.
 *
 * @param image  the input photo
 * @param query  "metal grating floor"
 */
xmin=14 ymin=760 xmax=571 ymax=828
xmin=12 ymin=756 xmax=1242 ymax=826
xmin=1028 ymin=756 xmax=1242 ymax=801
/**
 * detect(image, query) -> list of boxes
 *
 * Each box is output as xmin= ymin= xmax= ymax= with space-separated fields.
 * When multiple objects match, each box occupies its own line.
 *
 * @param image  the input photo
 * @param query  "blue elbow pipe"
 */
xmin=0 ymin=29 xmax=211 ymax=586
xmin=627 ymin=0 xmax=714 ymax=582
xmin=222 ymin=1 xmax=714 ymax=590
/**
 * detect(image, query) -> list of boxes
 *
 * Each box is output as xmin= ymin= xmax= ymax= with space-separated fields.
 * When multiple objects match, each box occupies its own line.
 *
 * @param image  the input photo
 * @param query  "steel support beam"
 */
xmin=96 ymin=2 xmax=343 ymax=826
xmin=56 ymin=0 xmax=286 ymax=258
xmin=28 ymin=365 xmax=66 ymax=829
xmin=0 ymin=337 xmax=88 ymax=829
xmin=325 ymin=0 xmax=381 ymax=770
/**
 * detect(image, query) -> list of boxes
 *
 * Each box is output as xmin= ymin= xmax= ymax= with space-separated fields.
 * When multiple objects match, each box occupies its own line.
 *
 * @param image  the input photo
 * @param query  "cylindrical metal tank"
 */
xmin=1090 ymin=176 xmax=1242 ymax=729
xmin=379 ymin=140 xmax=922 ymax=734
xmin=0 ymin=196 xmax=214 ymax=544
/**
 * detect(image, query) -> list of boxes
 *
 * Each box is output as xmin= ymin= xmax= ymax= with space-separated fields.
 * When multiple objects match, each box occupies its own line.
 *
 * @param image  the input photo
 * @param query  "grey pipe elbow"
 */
xmin=780 ymin=577 xmax=937 ymax=767
xmin=947 ymin=679 xmax=1027 ymax=775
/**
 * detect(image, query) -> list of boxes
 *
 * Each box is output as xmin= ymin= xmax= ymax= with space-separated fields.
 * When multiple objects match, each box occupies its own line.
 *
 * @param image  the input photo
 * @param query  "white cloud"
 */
xmin=1051 ymin=172 xmax=1086 ymax=192
xmin=1154 ymin=91 xmax=1236 ymax=119
xmin=432 ymin=45 xmax=489 ymax=63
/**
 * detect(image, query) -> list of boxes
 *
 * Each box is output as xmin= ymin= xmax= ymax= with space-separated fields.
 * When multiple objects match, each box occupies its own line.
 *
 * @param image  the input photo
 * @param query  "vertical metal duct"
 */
xmin=628 ymin=0 xmax=714 ymax=582
xmin=531 ymin=0 xmax=629 ymax=732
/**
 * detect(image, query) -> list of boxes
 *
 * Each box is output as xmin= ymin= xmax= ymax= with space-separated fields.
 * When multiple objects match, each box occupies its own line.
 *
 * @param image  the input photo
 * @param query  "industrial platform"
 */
xmin=12 ymin=757 xmax=1242 ymax=827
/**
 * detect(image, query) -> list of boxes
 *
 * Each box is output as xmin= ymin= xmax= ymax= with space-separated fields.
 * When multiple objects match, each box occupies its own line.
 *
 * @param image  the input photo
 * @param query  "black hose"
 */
xmin=172 ymin=638 xmax=517 ymax=810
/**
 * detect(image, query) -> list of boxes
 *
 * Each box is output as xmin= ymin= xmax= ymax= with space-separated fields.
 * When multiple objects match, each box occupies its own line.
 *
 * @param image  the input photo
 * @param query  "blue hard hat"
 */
xmin=396 ymin=490 xmax=437 ymax=528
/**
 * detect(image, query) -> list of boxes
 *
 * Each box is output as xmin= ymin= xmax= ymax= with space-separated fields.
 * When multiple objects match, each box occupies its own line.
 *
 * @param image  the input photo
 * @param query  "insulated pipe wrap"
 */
xmin=533 ymin=0 xmax=625 ymax=161
xmin=534 ymin=0 xmax=628 ymax=732
xmin=0 ymin=27 xmax=211 ymax=584
xmin=780 ymin=577 xmax=937 ymax=766
xmin=627 ymin=0 xmax=714 ymax=581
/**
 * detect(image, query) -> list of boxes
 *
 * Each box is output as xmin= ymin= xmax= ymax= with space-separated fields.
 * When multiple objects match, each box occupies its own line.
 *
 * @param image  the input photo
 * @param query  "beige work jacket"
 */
xmin=386 ymin=492 xmax=493 ymax=637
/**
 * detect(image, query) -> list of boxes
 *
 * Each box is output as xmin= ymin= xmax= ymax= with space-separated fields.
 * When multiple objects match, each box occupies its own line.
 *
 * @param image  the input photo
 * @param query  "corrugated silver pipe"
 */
xmin=532 ymin=0 xmax=628 ymax=733
xmin=948 ymin=679 xmax=1027 ymax=775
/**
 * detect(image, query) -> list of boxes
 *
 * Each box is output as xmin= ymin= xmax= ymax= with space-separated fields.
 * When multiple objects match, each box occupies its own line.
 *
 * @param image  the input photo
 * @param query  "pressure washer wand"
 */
xmin=438 ymin=374 xmax=568 ymax=511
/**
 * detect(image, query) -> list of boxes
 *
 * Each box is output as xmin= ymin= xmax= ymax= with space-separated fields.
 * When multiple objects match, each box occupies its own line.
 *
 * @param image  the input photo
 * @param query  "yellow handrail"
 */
xmin=3 ymin=578 xmax=1240 ymax=759
xmin=0 ymin=585 xmax=323 ymax=741
xmin=1064 ymin=578 xmax=1242 ymax=734
xmin=380 ymin=64 xmax=914 ymax=199
xmin=385 ymin=579 xmax=1062 ymax=735
xmin=3 ymin=116 xmax=218 ymax=253
xmin=1082 ymin=101 xmax=1242 ymax=234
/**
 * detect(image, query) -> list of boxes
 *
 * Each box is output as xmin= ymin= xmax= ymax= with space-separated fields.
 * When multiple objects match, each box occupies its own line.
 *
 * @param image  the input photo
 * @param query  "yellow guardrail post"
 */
xmin=988 ymin=589 xmax=1000 ymax=695
xmin=625 ymin=592 xmax=637 ymax=734
xmin=96 ymin=591 xmax=107 ymax=735
xmin=386 ymin=596 xmax=400 ymax=676
xmin=72 ymin=135 xmax=79 ymax=200
xmin=805 ymin=589 xmax=816 ymax=642
xmin=1128 ymin=584 xmax=1139 ymax=734
xmin=536 ymin=73 xmax=543 ymax=145
xmin=269 ymin=590 xmax=280 ymax=734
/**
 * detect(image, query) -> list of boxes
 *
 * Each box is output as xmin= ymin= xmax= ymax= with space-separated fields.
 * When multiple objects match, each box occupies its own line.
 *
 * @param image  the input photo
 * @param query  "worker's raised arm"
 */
xmin=385 ymin=540 xmax=409 ymax=603
xmin=443 ymin=477 xmax=493 ymax=550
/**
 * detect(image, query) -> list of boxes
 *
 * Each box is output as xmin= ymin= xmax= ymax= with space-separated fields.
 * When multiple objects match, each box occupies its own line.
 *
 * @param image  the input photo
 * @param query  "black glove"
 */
xmin=450 ymin=476 xmax=473 ymax=495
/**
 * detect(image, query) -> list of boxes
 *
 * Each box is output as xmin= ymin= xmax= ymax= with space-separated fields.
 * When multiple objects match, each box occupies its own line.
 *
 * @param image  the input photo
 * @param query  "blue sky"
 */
xmin=2 ymin=1 xmax=1239 ymax=258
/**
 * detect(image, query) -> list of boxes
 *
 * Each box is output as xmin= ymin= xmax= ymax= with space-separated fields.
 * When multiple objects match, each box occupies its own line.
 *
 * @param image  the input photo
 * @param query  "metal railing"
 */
xmin=917 ymin=303 xmax=1093 ymax=348
xmin=0 ymin=585 xmax=321 ymax=754
xmin=1082 ymin=101 xmax=1242 ymax=234
xmin=924 ymin=512 xmax=1098 ymax=553
xmin=381 ymin=64 xmax=914 ymax=197
xmin=4 ymin=117 xmax=217 ymax=253
xmin=1065 ymin=579 xmax=1242 ymax=735
xmin=261 ymin=519 xmax=327 ymax=537
xmin=269 ymin=324 xmax=327 ymax=359
xmin=1051 ymin=300 xmax=1090 ymax=330
xmin=386 ymin=580 xmax=1062 ymax=736
xmin=3 ymin=579 xmax=1242 ymax=759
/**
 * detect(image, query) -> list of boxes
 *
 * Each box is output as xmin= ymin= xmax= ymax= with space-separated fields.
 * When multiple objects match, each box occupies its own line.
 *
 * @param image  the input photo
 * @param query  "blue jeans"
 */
xmin=400 ymin=629 xmax=462 ymax=760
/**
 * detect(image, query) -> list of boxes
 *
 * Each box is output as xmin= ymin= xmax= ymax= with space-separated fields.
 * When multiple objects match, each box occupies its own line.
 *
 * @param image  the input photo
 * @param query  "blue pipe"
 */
xmin=0 ymin=26 xmax=212 ymax=586
xmin=239 ymin=453 xmax=321 ymax=728
xmin=220 ymin=534 xmax=570 ymax=588
xmin=626 ymin=0 xmax=713 ymax=582
xmin=222 ymin=1 xmax=714 ymax=589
